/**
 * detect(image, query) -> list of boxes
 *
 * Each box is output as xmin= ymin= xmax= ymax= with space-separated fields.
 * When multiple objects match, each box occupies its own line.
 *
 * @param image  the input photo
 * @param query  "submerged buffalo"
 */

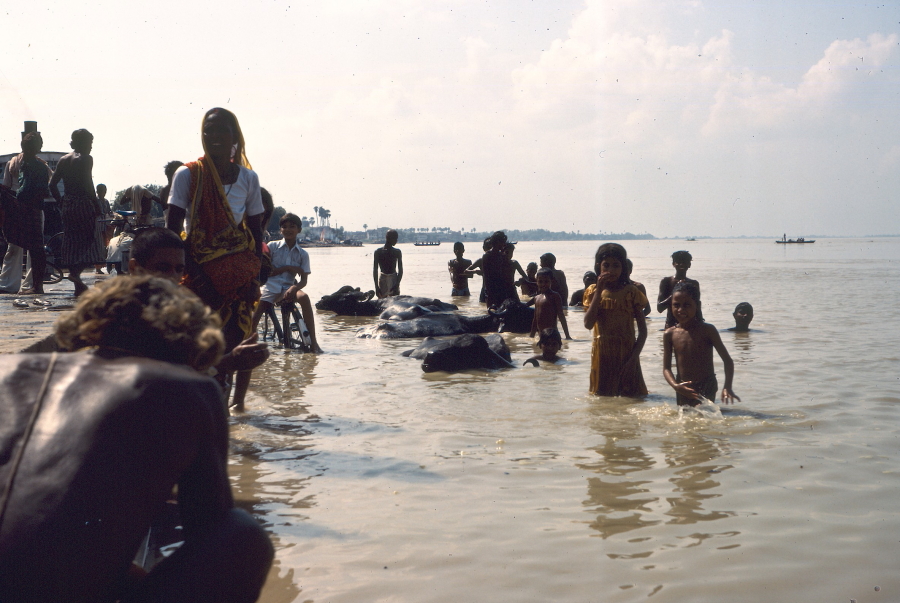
xmin=316 ymin=286 xmax=458 ymax=317
xmin=402 ymin=333 xmax=514 ymax=372
xmin=489 ymin=298 xmax=535 ymax=334
xmin=357 ymin=312 xmax=498 ymax=339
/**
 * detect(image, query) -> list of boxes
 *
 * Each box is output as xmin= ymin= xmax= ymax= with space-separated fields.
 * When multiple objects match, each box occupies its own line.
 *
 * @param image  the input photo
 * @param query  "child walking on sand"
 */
xmin=583 ymin=243 xmax=648 ymax=397
xmin=663 ymin=281 xmax=740 ymax=406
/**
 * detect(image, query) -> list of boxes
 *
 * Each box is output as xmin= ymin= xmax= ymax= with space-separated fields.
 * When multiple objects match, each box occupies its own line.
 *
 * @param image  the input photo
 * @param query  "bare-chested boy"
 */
xmin=373 ymin=229 xmax=402 ymax=298
xmin=657 ymin=250 xmax=699 ymax=328
xmin=448 ymin=241 xmax=472 ymax=296
xmin=663 ymin=281 xmax=739 ymax=407
xmin=530 ymin=267 xmax=571 ymax=340
xmin=539 ymin=252 xmax=568 ymax=306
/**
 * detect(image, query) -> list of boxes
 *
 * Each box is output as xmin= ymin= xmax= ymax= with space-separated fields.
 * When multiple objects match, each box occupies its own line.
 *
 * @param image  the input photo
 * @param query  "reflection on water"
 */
xmin=578 ymin=397 xmax=736 ymax=548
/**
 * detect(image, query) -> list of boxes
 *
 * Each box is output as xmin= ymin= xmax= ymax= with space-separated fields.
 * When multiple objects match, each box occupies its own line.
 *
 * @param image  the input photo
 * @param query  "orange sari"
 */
xmin=183 ymin=157 xmax=260 ymax=349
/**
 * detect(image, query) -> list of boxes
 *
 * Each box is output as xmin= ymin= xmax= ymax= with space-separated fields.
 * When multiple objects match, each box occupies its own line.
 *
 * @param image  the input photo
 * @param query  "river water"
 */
xmin=229 ymin=238 xmax=900 ymax=603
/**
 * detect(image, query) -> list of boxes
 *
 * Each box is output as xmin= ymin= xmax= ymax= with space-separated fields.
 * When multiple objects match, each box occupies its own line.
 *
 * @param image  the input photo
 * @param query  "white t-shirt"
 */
xmin=167 ymin=164 xmax=264 ymax=230
xmin=264 ymin=239 xmax=311 ymax=292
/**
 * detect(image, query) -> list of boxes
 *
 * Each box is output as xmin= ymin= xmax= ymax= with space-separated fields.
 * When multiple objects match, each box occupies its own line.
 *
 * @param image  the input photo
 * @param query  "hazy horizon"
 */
xmin=2 ymin=0 xmax=898 ymax=238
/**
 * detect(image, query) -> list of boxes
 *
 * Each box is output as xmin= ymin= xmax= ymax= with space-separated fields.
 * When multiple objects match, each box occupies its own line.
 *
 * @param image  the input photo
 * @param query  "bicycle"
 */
xmin=261 ymin=299 xmax=312 ymax=352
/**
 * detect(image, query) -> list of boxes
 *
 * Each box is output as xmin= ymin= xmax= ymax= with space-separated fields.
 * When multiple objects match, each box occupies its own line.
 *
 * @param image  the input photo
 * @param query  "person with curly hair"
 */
xmin=0 ymin=275 xmax=273 ymax=603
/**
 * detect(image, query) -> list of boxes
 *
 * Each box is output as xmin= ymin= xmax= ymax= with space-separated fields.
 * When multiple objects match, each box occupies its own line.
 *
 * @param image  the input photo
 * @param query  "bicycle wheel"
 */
xmin=43 ymin=262 xmax=64 ymax=284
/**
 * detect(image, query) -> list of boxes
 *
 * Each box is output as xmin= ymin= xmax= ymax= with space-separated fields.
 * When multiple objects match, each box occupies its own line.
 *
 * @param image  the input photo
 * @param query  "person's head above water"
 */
xmin=732 ymin=301 xmax=754 ymax=331
xmin=526 ymin=262 xmax=538 ymax=276
xmin=535 ymin=267 xmax=554 ymax=292
xmin=539 ymin=252 xmax=556 ymax=268
xmin=55 ymin=275 xmax=224 ymax=371
xmin=538 ymin=327 xmax=562 ymax=356
xmin=582 ymin=270 xmax=597 ymax=287
xmin=671 ymin=280 xmax=703 ymax=325
xmin=70 ymin=129 xmax=93 ymax=153
xmin=128 ymin=227 xmax=186 ymax=282
xmin=594 ymin=243 xmax=629 ymax=285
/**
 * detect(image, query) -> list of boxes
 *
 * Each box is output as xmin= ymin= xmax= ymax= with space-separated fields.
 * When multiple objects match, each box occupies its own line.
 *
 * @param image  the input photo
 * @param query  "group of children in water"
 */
xmin=447 ymin=237 xmax=753 ymax=407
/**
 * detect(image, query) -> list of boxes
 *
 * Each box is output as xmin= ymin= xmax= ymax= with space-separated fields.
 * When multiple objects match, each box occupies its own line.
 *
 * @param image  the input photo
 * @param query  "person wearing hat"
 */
xmin=250 ymin=212 xmax=322 ymax=353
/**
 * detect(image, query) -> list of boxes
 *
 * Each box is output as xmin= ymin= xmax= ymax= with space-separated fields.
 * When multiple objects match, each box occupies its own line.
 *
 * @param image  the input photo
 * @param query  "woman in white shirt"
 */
xmin=166 ymin=108 xmax=265 ymax=356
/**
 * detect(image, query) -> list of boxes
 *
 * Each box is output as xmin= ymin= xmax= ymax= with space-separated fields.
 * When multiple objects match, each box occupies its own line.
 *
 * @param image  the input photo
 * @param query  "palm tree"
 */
xmin=323 ymin=209 xmax=331 ymax=227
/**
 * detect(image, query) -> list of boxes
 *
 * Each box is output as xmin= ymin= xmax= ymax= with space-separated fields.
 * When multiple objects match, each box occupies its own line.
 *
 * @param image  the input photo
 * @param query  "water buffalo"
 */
xmin=316 ymin=286 xmax=458 ymax=316
xmin=402 ymin=333 xmax=514 ymax=372
xmin=489 ymin=298 xmax=535 ymax=334
xmin=357 ymin=312 xmax=498 ymax=339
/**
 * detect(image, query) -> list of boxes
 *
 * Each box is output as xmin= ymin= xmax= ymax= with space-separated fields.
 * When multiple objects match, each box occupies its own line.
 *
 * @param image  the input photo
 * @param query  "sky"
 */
xmin=2 ymin=0 xmax=899 ymax=237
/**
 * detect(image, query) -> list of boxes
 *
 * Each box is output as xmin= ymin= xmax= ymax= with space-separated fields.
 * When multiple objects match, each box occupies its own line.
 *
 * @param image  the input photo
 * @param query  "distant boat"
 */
xmin=686 ymin=237 xmax=696 ymax=241
xmin=776 ymin=236 xmax=815 ymax=244
xmin=414 ymin=240 xmax=441 ymax=247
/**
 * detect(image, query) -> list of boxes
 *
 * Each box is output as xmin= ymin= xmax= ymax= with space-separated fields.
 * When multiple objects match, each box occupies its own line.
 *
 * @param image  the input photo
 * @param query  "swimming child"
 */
xmin=519 ymin=261 xmax=538 ymax=297
xmin=523 ymin=327 xmax=563 ymax=366
xmin=658 ymin=250 xmax=700 ymax=328
xmin=663 ymin=281 xmax=740 ymax=406
xmin=583 ymin=243 xmax=648 ymax=397
xmin=727 ymin=302 xmax=754 ymax=332
xmin=569 ymin=270 xmax=596 ymax=307
xmin=530 ymin=267 xmax=572 ymax=340
xmin=373 ymin=229 xmax=403 ymax=298
xmin=625 ymin=259 xmax=652 ymax=316
xmin=448 ymin=241 xmax=473 ymax=296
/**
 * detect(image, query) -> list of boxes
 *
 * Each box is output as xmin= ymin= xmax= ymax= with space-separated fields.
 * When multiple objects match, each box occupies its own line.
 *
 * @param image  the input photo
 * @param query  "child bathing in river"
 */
xmin=530 ymin=268 xmax=572 ymax=340
xmin=583 ymin=243 xmax=648 ymax=397
xmin=663 ymin=281 xmax=740 ymax=406
xmin=523 ymin=328 xmax=563 ymax=366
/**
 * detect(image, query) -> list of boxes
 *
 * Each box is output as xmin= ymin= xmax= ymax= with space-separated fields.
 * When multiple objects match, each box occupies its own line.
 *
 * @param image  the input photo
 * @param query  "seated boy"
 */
xmin=251 ymin=213 xmax=323 ymax=353
xmin=523 ymin=327 xmax=564 ymax=366
xmin=728 ymin=302 xmax=754 ymax=331
xmin=448 ymin=241 xmax=472 ymax=296
xmin=0 ymin=276 xmax=273 ymax=603
xmin=663 ymin=281 xmax=739 ymax=406
xmin=569 ymin=270 xmax=596 ymax=307
xmin=529 ymin=267 xmax=572 ymax=340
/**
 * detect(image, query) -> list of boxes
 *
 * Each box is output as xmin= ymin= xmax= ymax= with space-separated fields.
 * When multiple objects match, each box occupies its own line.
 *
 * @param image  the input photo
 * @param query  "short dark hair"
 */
xmin=671 ymin=250 xmax=692 ymax=263
xmin=70 ymin=129 xmax=93 ymax=150
xmin=130 ymin=227 xmax=185 ymax=266
xmin=536 ymin=267 xmax=553 ymax=279
xmin=734 ymin=302 xmax=753 ymax=315
xmin=21 ymin=131 xmax=41 ymax=151
xmin=489 ymin=231 xmax=507 ymax=250
xmin=386 ymin=229 xmax=399 ymax=241
xmin=453 ymin=241 xmax=464 ymax=252
xmin=539 ymin=252 xmax=556 ymax=267
xmin=280 ymin=213 xmax=302 ymax=228
xmin=526 ymin=262 xmax=538 ymax=271
xmin=164 ymin=160 xmax=184 ymax=179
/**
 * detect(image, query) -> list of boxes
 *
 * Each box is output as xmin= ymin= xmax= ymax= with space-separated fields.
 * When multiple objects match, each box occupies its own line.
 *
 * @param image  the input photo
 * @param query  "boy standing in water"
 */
xmin=530 ymin=267 xmax=572 ymax=340
xmin=658 ymin=250 xmax=699 ymax=328
xmin=519 ymin=262 xmax=539 ymax=297
xmin=539 ymin=253 xmax=568 ymax=305
xmin=663 ymin=281 xmax=739 ymax=406
xmin=448 ymin=241 xmax=472 ymax=296
xmin=374 ymin=229 xmax=403 ymax=298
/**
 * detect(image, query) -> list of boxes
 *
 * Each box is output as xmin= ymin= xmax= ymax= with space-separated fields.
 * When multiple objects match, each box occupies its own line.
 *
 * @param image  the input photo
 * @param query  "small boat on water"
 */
xmin=776 ymin=236 xmax=815 ymax=244
xmin=686 ymin=237 xmax=696 ymax=241
xmin=414 ymin=240 xmax=441 ymax=247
